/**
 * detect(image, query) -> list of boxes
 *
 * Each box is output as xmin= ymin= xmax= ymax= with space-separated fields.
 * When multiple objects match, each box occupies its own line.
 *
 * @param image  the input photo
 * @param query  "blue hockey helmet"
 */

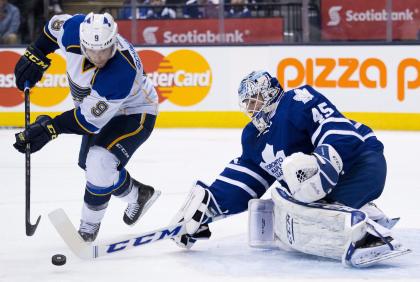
xmin=238 ymin=71 xmax=284 ymax=132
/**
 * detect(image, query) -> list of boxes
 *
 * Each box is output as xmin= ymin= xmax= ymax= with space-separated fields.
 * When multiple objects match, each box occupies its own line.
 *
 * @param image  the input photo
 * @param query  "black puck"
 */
xmin=51 ymin=254 xmax=66 ymax=266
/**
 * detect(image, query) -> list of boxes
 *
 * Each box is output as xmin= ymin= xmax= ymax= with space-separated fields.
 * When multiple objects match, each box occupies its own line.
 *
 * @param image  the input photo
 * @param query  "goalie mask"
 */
xmin=238 ymin=71 xmax=284 ymax=132
xmin=79 ymin=12 xmax=118 ymax=68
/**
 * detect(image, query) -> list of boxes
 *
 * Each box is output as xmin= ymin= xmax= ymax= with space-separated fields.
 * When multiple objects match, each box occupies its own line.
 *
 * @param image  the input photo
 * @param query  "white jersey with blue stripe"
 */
xmin=208 ymin=85 xmax=384 ymax=204
xmin=45 ymin=14 xmax=158 ymax=133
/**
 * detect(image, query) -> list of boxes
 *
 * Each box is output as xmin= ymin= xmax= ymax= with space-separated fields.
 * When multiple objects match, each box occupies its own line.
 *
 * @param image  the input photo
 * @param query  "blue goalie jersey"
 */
xmin=207 ymin=85 xmax=384 ymax=214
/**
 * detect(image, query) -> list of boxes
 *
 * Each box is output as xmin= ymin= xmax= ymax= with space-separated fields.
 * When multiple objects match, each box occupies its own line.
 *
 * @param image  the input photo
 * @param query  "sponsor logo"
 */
xmin=0 ymin=51 xmax=69 ymax=108
xmin=277 ymin=57 xmax=420 ymax=101
xmin=31 ymin=53 xmax=69 ymax=107
xmin=138 ymin=49 xmax=212 ymax=106
xmin=327 ymin=6 xmax=342 ymax=26
xmin=162 ymin=30 xmax=245 ymax=44
xmin=143 ymin=26 xmax=159 ymax=44
xmin=345 ymin=8 xmax=416 ymax=22
xmin=327 ymin=6 xmax=417 ymax=26
xmin=115 ymin=143 xmax=130 ymax=159
xmin=106 ymin=225 xmax=183 ymax=254
xmin=0 ymin=51 xmax=23 ymax=107
xmin=285 ymin=214 xmax=294 ymax=245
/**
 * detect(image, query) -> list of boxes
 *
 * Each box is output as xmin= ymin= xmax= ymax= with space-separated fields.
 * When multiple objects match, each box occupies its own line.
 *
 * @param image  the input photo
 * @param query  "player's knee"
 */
xmin=85 ymin=146 xmax=120 ymax=188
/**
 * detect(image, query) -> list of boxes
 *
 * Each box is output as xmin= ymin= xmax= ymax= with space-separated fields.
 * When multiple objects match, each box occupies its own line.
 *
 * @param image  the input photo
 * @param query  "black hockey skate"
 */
xmin=123 ymin=180 xmax=161 ymax=225
xmin=78 ymin=220 xmax=101 ymax=242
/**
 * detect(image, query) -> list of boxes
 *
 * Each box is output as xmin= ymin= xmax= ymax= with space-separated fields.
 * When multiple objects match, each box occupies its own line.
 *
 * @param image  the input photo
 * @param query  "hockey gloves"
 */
xmin=282 ymin=144 xmax=343 ymax=203
xmin=173 ymin=224 xmax=212 ymax=249
xmin=14 ymin=115 xmax=59 ymax=153
xmin=14 ymin=44 xmax=51 ymax=91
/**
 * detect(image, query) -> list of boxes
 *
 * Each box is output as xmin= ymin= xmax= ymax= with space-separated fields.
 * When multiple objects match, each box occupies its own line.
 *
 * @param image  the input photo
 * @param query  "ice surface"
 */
xmin=1 ymin=129 xmax=419 ymax=282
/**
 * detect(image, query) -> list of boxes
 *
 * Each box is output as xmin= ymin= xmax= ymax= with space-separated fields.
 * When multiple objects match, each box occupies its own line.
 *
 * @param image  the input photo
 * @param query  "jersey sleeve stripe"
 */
xmin=363 ymin=132 xmax=376 ymax=140
xmin=226 ymin=163 xmax=269 ymax=188
xmin=74 ymin=108 xmax=99 ymax=134
xmin=216 ymin=175 xmax=258 ymax=198
xmin=353 ymin=122 xmax=362 ymax=129
xmin=317 ymin=130 xmax=364 ymax=146
xmin=106 ymin=113 xmax=146 ymax=150
xmin=43 ymin=26 xmax=58 ymax=44
xmin=311 ymin=117 xmax=353 ymax=144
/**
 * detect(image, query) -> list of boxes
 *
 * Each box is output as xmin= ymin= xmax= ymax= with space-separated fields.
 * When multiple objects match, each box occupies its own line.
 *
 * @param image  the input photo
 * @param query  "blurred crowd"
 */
xmin=0 ymin=0 xmax=64 ymax=44
xmin=0 ymin=0 xmax=419 ymax=45
xmin=1 ymin=0 xmax=319 ymax=44
xmin=118 ymin=0 xmax=252 ymax=20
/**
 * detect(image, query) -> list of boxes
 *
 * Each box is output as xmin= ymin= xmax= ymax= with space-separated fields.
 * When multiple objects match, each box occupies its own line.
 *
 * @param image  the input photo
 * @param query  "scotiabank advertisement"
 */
xmin=322 ymin=0 xmax=420 ymax=40
xmin=0 ymin=46 xmax=419 ymax=128
xmin=117 ymin=18 xmax=284 ymax=44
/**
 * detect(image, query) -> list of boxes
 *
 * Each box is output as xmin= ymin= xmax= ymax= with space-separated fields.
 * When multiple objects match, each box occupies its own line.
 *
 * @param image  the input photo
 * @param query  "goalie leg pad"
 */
xmin=272 ymin=187 xmax=367 ymax=261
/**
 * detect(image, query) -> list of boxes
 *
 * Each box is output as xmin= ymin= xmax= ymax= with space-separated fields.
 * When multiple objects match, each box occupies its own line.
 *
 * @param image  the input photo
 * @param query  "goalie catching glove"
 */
xmin=14 ymin=115 xmax=59 ymax=153
xmin=282 ymin=144 xmax=343 ymax=203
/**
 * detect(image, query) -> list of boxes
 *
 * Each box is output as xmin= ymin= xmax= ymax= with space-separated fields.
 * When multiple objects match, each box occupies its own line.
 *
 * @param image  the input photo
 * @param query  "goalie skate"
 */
xmin=345 ymin=223 xmax=412 ymax=268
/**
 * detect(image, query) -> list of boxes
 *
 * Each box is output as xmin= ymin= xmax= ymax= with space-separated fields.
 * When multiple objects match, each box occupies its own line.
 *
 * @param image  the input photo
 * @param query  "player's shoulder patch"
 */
xmin=51 ymin=19 xmax=65 ymax=31
xmin=292 ymin=87 xmax=314 ymax=104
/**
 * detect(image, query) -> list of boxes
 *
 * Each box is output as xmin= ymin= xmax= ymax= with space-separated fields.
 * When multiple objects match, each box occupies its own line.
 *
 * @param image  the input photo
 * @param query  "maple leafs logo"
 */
xmin=259 ymin=144 xmax=286 ymax=180
xmin=293 ymin=88 xmax=313 ymax=104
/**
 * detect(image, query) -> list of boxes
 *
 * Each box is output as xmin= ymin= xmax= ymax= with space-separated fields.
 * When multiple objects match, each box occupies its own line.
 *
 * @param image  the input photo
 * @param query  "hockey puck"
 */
xmin=51 ymin=254 xmax=66 ymax=266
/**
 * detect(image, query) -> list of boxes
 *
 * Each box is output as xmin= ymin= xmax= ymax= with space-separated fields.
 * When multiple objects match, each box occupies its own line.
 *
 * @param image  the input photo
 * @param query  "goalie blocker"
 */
xmin=248 ymin=187 xmax=411 ymax=268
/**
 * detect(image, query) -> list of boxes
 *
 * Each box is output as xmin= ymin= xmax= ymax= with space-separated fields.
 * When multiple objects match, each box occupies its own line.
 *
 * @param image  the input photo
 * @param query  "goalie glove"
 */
xmin=170 ymin=180 xmax=225 ymax=249
xmin=282 ymin=144 xmax=343 ymax=203
xmin=173 ymin=224 xmax=212 ymax=249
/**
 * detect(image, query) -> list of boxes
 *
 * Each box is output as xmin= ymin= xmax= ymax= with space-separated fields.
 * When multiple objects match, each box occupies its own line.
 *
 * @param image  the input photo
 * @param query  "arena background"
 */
xmin=1 ymin=45 xmax=419 ymax=129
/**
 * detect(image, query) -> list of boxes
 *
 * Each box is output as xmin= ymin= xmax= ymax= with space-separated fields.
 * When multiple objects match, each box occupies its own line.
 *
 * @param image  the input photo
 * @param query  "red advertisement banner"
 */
xmin=321 ymin=0 xmax=420 ymax=40
xmin=117 ymin=18 xmax=283 ymax=44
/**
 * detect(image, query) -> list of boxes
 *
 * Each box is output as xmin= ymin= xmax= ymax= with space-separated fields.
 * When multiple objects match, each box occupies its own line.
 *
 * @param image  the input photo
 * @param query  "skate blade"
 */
xmin=351 ymin=248 xmax=412 ymax=268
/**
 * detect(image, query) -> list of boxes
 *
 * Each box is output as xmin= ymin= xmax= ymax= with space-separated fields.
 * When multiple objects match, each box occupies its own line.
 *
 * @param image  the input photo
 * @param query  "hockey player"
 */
xmin=170 ymin=71 xmax=410 ymax=267
xmin=13 ymin=13 xmax=160 ymax=242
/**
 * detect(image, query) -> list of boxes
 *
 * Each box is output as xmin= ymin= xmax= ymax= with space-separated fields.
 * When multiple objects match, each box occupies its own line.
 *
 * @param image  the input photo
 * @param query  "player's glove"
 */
xmin=173 ymin=224 xmax=212 ymax=249
xmin=13 ymin=115 xmax=59 ymax=153
xmin=14 ymin=44 xmax=51 ymax=91
xmin=282 ymin=144 xmax=343 ymax=203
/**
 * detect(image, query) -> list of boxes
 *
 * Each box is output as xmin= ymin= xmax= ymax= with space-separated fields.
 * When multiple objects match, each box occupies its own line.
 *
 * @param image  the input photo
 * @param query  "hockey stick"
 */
xmin=48 ymin=208 xmax=186 ymax=259
xmin=24 ymin=81 xmax=41 ymax=236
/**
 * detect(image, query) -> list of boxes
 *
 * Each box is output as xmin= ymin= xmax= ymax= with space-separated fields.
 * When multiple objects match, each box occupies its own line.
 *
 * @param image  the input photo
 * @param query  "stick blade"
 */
xmin=25 ymin=215 xmax=41 ymax=236
xmin=48 ymin=208 xmax=92 ymax=259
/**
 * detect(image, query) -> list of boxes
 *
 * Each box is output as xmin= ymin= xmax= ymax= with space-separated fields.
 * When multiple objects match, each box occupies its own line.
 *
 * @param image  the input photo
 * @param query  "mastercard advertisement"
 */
xmin=0 ymin=46 xmax=419 ymax=129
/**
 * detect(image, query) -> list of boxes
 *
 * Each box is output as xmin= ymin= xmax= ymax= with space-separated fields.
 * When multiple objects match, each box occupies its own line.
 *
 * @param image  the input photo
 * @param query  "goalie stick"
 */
xmin=48 ymin=208 xmax=186 ymax=259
